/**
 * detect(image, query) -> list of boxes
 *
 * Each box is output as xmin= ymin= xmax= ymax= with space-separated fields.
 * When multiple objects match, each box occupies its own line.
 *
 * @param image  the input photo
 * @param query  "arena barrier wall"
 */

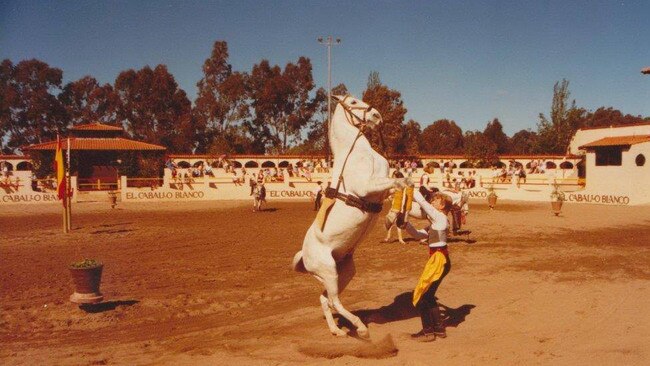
xmin=1 ymin=167 xmax=644 ymax=206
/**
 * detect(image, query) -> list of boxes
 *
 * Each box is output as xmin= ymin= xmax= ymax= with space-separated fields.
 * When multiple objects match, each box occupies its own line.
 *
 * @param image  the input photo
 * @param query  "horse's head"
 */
xmin=332 ymin=95 xmax=383 ymax=129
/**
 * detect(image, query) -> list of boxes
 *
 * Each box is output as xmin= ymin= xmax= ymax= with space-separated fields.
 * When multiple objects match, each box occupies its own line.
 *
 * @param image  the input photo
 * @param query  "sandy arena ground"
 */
xmin=1 ymin=198 xmax=649 ymax=365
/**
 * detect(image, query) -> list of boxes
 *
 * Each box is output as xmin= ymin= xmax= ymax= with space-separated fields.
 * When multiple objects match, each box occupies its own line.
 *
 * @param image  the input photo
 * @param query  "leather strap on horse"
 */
xmin=324 ymin=187 xmax=382 ymax=213
xmin=326 ymin=97 xmax=384 ymax=215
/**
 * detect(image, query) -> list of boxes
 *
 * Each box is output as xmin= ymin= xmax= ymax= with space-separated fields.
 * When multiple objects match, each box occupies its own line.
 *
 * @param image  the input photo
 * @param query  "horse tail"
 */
xmin=292 ymin=250 xmax=308 ymax=274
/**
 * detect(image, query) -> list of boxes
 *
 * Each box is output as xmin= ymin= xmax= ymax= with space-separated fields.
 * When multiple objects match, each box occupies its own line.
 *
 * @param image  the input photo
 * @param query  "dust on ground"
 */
xmin=1 ymin=199 xmax=649 ymax=365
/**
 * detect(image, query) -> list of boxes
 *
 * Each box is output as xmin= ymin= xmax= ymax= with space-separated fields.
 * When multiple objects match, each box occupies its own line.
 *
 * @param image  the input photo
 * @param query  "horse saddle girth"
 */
xmin=324 ymin=187 xmax=383 ymax=214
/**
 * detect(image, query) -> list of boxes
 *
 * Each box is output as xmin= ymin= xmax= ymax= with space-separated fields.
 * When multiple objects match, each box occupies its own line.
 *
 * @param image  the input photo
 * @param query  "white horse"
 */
xmin=292 ymin=94 xmax=407 ymax=338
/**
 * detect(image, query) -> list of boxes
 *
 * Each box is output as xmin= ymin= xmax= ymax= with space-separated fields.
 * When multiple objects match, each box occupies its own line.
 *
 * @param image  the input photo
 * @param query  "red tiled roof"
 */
xmin=69 ymin=123 xmax=123 ymax=131
xmin=579 ymin=135 xmax=650 ymax=149
xmin=0 ymin=154 xmax=28 ymax=159
xmin=23 ymin=138 xmax=166 ymax=151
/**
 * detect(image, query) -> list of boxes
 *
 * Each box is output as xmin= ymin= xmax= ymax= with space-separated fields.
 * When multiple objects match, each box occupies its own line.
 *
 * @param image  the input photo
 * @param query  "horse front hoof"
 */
xmin=356 ymin=328 xmax=370 ymax=339
xmin=331 ymin=329 xmax=348 ymax=337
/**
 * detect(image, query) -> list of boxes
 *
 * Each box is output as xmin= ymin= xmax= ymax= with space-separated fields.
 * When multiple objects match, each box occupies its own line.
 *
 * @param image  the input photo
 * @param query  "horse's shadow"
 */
xmin=334 ymin=291 xmax=475 ymax=331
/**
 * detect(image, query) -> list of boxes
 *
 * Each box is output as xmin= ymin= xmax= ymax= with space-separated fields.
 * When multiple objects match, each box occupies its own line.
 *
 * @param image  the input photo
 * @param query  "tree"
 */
xmin=535 ymin=79 xmax=586 ymax=154
xmin=59 ymin=76 xmax=119 ymax=126
xmin=509 ymin=129 xmax=538 ymax=154
xmin=483 ymin=118 xmax=509 ymax=154
xmin=399 ymin=119 xmax=421 ymax=156
xmin=581 ymin=107 xmax=649 ymax=128
xmin=248 ymin=57 xmax=318 ymax=153
xmin=463 ymin=130 xmax=498 ymax=168
xmin=362 ymin=75 xmax=407 ymax=156
xmin=114 ymin=65 xmax=193 ymax=152
xmin=193 ymin=41 xmax=249 ymax=153
xmin=0 ymin=59 xmax=66 ymax=153
xmin=418 ymin=119 xmax=464 ymax=154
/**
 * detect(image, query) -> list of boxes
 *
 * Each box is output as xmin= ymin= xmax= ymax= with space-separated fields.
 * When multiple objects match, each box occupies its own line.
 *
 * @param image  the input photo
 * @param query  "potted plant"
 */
xmin=550 ymin=182 xmax=566 ymax=216
xmin=486 ymin=184 xmax=498 ymax=210
xmin=69 ymin=259 xmax=104 ymax=304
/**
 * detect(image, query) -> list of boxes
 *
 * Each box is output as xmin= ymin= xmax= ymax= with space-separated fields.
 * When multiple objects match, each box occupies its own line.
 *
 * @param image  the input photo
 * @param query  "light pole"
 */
xmin=318 ymin=36 xmax=341 ymax=166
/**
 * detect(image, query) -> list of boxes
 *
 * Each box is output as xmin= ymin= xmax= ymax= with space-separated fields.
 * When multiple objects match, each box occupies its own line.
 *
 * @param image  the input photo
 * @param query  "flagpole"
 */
xmin=57 ymin=134 xmax=68 ymax=233
xmin=66 ymin=137 xmax=72 ymax=232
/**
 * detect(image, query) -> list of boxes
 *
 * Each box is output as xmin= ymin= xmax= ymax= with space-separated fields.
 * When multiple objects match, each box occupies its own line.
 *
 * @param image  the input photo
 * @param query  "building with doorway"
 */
xmin=23 ymin=122 xmax=166 ymax=191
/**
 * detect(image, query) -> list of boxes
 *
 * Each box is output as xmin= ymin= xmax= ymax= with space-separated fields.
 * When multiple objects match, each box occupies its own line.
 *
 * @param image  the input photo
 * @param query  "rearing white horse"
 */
xmin=292 ymin=94 xmax=407 ymax=338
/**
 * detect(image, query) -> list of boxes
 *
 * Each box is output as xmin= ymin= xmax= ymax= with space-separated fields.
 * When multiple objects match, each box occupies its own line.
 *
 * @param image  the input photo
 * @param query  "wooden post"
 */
xmin=66 ymin=174 xmax=72 ymax=232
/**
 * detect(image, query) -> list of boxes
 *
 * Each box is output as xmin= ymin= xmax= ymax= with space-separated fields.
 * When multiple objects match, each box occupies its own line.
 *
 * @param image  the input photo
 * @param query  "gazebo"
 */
xmin=24 ymin=123 xmax=166 ymax=190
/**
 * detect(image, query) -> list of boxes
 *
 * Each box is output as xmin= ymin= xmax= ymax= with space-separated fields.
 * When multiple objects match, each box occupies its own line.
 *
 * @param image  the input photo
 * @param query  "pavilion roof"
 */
xmin=23 ymin=138 xmax=166 ymax=151
xmin=69 ymin=122 xmax=123 ymax=131
xmin=579 ymin=135 xmax=650 ymax=149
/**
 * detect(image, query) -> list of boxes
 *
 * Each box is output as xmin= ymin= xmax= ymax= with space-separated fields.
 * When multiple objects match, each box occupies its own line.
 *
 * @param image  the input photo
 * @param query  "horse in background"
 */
xmin=292 ymin=94 xmax=408 ymax=338
xmin=252 ymin=183 xmax=266 ymax=212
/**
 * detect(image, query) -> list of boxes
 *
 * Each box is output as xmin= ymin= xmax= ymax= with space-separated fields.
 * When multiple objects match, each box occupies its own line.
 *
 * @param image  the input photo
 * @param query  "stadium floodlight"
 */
xmin=318 ymin=36 xmax=341 ymax=165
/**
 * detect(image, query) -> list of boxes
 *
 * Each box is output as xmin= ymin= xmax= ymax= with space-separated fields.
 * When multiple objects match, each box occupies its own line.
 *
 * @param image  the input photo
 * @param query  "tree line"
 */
xmin=2 ymin=40 xmax=648 ymax=166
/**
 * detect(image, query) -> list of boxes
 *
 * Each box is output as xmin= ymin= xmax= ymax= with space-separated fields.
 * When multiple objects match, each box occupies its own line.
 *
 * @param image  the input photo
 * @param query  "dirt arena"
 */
xmin=1 ymin=198 xmax=649 ymax=365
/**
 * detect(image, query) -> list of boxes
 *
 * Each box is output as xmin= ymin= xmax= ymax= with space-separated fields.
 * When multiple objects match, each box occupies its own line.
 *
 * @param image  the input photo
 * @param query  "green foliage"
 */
xmin=550 ymin=182 xmax=566 ymax=202
xmin=419 ymin=119 xmax=464 ymax=154
xmin=70 ymin=258 xmax=102 ymax=269
xmin=463 ymin=130 xmax=498 ymax=168
xmin=0 ymin=59 xmax=66 ymax=152
xmin=483 ymin=118 xmax=510 ymax=154
xmin=534 ymin=79 xmax=586 ymax=154
xmin=114 ymin=65 xmax=194 ymax=153
xmin=362 ymin=80 xmax=407 ymax=156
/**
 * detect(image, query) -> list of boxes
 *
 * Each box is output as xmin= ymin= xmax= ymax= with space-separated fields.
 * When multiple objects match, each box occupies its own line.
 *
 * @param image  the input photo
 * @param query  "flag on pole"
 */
xmin=55 ymin=135 xmax=67 ymax=206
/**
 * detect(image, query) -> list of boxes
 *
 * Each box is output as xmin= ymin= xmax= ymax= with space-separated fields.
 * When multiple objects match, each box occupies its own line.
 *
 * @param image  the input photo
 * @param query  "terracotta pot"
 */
xmin=69 ymin=264 xmax=104 ymax=304
xmin=487 ymin=193 xmax=497 ymax=209
xmin=551 ymin=200 xmax=563 ymax=216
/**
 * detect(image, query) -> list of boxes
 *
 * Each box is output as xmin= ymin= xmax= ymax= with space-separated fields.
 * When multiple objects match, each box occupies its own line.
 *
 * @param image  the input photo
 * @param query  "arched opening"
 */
xmin=443 ymin=162 xmax=457 ymax=168
xmin=525 ymin=161 xmax=533 ymax=169
xmin=245 ymin=160 xmax=259 ymax=168
xmin=261 ymin=161 xmax=276 ymax=168
xmin=559 ymin=161 xmax=574 ymax=169
xmin=495 ymin=161 xmax=506 ymax=168
xmin=426 ymin=161 xmax=440 ymax=168
xmin=16 ymin=161 xmax=33 ymax=171
xmin=278 ymin=160 xmax=290 ymax=168
xmin=636 ymin=154 xmax=646 ymax=167
xmin=231 ymin=160 xmax=242 ymax=168
xmin=416 ymin=160 xmax=424 ymax=168
xmin=0 ymin=161 xmax=14 ymax=171
xmin=192 ymin=161 xmax=204 ymax=168
xmin=177 ymin=161 xmax=191 ymax=168
xmin=546 ymin=161 xmax=557 ymax=169
xmin=459 ymin=161 xmax=473 ymax=169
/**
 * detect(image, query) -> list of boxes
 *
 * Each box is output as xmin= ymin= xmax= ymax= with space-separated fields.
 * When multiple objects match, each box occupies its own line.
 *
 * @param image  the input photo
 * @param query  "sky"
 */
xmin=1 ymin=0 xmax=649 ymax=135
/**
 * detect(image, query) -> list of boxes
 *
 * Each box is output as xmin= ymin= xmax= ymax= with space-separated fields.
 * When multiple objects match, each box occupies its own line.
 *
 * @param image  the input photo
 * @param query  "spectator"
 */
xmin=313 ymin=181 xmax=323 ymax=211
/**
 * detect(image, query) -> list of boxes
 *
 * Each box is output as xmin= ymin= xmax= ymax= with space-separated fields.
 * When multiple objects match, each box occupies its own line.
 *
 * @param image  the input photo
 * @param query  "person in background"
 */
xmin=313 ymin=181 xmax=323 ymax=211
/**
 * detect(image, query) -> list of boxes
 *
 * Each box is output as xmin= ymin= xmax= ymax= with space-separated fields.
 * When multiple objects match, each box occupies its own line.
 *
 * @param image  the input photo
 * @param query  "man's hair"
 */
xmin=431 ymin=192 xmax=453 ymax=212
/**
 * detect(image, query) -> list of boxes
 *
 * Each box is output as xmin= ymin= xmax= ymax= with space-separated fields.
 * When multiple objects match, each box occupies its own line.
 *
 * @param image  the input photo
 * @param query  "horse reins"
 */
xmin=323 ymin=96 xmax=386 ymax=214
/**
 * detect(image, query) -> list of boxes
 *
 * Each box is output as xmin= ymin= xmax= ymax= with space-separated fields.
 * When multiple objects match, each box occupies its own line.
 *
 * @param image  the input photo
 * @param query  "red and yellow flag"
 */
xmin=55 ymin=136 xmax=66 ymax=205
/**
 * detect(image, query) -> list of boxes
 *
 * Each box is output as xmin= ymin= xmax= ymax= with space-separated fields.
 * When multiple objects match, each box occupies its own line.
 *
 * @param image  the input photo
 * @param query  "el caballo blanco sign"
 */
xmin=567 ymin=193 xmax=630 ymax=205
xmin=1 ymin=193 xmax=59 ymax=204
xmin=123 ymin=190 xmax=205 ymax=201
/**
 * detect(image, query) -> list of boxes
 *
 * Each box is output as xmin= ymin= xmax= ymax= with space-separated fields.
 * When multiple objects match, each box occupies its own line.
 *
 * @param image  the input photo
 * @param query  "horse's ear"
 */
xmin=331 ymin=94 xmax=344 ymax=101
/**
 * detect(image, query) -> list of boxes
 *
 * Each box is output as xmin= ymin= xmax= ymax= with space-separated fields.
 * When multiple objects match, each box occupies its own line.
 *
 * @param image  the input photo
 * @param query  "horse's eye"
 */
xmin=351 ymin=100 xmax=357 ymax=104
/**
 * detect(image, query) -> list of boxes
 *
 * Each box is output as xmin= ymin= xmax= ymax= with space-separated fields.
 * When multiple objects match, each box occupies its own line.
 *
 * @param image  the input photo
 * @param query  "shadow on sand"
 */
xmin=79 ymin=300 xmax=139 ymax=313
xmin=334 ymin=291 xmax=474 ymax=335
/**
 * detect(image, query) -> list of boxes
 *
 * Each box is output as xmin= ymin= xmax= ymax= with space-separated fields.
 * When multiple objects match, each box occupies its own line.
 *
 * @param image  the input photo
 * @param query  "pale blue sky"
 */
xmin=1 ymin=0 xmax=649 ymax=135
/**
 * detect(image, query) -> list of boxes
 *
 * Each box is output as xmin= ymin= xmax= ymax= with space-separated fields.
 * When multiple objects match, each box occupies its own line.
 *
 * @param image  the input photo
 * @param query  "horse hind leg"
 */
xmin=319 ymin=292 xmax=347 ymax=337
xmin=325 ymin=256 xmax=369 ymax=338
